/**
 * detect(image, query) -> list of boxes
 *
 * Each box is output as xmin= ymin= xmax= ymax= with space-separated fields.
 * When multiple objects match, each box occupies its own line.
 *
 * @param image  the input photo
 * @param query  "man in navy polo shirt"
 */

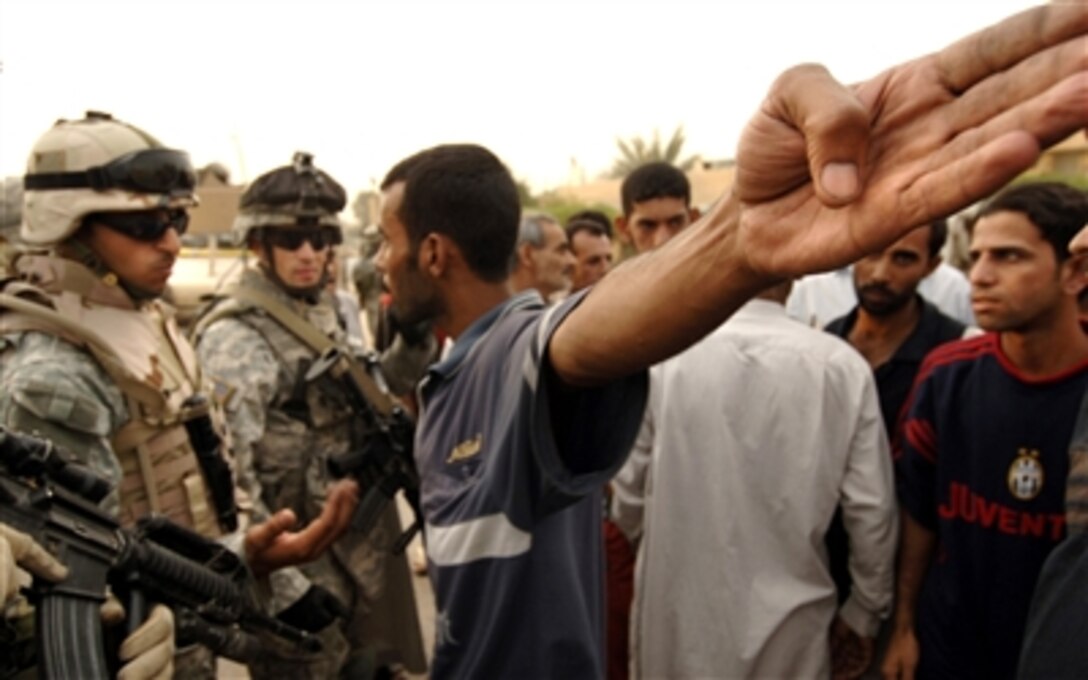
xmin=370 ymin=8 xmax=1088 ymax=673
xmin=885 ymin=182 xmax=1088 ymax=679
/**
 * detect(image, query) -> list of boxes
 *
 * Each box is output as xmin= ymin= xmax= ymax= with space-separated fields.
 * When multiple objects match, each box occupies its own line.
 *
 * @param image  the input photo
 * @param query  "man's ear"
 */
xmin=1061 ymin=253 xmax=1088 ymax=297
xmin=248 ymin=236 xmax=268 ymax=266
xmin=614 ymin=216 xmax=631 ymax=244
xmin=517 ymin=242 xmax=535 ymax=268
xmin=688 ymin=207 xmax=702 ymax=223
xmin=418 ymin=233 xmax=447 ymax=278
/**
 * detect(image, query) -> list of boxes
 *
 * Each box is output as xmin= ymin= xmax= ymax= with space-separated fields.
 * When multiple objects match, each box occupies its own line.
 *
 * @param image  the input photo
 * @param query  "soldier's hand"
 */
xmin=117 ymin=603 xmax=174 ymax=680
xmin=0 ymin=522 xmax=68 ymax=601
xmin=244 ymin=480 xmax=359 ymax=577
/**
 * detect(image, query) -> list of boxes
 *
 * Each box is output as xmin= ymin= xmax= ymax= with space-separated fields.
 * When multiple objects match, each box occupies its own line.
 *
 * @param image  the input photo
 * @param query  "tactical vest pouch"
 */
xmin=2 ymin=289 xmax=225 ymax=538
xmin=182 ymin=394 xmax=239 ymax=532
xmin=113 ymin=420 xmax=220 ymax=538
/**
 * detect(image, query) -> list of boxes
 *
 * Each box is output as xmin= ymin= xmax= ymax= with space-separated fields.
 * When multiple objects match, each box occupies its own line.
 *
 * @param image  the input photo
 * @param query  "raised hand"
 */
xmin=734 ymin=1 xmax=1088 ymax=279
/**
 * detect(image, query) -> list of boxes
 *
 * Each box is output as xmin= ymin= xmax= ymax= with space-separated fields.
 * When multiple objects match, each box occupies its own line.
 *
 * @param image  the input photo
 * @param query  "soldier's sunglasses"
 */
xmin=90 ymin=209 xmax=190 ymax=242
xmin=264 ymin=227 xmax=342 ymax=251
xmin=24 ymin=148 xmax=196 ymax=195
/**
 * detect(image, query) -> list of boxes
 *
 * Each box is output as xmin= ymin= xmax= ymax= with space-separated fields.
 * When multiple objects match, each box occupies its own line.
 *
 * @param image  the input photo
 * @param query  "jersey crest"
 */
xmin=1008 ymin=448 xmax=1045 ymax=501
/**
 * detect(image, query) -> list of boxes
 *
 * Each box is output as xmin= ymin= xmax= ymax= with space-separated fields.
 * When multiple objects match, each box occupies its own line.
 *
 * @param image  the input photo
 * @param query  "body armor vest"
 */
xmin=0 ymin=254 xmax=229 ymax=536
xmin=192 ymin=269 xmax=358 ymax=523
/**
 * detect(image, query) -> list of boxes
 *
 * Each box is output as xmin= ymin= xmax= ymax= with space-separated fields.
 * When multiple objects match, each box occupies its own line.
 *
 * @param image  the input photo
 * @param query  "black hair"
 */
xmin=620 ymin=162 xmax=690 ymax=217
xmin=565 ymin=210 xmax=612 ymax=240
xmin=976 ymin=182 xmax=1088 ymax=263
xmin=926 ymin=218 xmax=948 ymax=259
xmin=381 ymin=144 xmax=520 ymax=282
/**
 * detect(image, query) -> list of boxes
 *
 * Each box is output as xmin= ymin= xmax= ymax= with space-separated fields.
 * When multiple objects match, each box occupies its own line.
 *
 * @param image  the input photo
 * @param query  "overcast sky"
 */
xmin=0 ymin=0 xmax=1043 ymax=198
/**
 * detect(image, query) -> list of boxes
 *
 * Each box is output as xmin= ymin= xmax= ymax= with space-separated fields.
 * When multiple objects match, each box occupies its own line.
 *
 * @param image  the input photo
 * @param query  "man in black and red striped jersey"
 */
xmin=884 ymin=182 xmax=1088 ymax=680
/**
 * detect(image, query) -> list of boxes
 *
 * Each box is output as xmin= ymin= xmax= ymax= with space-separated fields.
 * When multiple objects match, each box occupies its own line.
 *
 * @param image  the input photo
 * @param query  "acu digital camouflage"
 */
xmin=194 ymin=266 xmax=427 ymax=677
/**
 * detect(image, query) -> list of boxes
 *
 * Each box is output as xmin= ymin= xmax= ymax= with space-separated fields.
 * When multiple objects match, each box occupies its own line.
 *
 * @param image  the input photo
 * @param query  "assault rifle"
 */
xmin=307 ymin=346 xmax=422 ymax=554
xmin=0 ymin=427 xmax=320 ymax=679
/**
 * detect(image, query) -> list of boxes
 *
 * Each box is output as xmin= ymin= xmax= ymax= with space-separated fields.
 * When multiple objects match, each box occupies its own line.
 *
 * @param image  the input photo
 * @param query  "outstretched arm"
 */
xmin=551 ymin=2 xmax=1088 ymax=386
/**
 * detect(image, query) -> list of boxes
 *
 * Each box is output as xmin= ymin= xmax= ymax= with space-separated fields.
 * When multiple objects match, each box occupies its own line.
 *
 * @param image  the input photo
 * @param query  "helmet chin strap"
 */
xmin=258 ymin=238 xmax=327 ymax=303
xmin=62 ymin=238 xmax=160 ymax=302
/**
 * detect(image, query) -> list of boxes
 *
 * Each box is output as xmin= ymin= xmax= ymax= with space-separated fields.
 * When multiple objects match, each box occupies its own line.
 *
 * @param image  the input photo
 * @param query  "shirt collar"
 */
xmin=896 ymin=296 xmax=954 ymax=362
xmin=428 ymin=290 xmax=543 ymax=381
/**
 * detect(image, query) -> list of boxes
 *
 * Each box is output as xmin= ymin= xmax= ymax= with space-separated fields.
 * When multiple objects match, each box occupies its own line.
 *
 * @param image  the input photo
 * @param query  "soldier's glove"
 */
xmin=0 ymin=522 xmax=68 ymax=601
xmin=277 ymin=585 xmax=349 ymax=632
xmin=117 ymin=603 xmax=174 ymax=680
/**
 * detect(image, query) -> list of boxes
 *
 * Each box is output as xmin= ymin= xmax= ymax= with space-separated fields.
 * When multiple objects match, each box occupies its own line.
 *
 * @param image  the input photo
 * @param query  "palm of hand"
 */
xmin=733 ymin=5 xmax=1087 ymax=278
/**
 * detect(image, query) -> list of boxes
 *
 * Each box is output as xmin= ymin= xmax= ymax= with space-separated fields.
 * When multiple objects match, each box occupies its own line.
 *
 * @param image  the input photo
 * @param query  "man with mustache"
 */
xmin=822 ymin=220 xmax=973 ymax=676
xmin=828 ymin=220 xmax=972 ymax=442
xmin=509 ymin=212 xmax=577 ymax=301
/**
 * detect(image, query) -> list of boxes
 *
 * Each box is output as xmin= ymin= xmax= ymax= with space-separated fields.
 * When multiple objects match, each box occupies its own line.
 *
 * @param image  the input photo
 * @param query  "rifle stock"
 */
xmin=0 ymin=427 xmax=320 ymax=678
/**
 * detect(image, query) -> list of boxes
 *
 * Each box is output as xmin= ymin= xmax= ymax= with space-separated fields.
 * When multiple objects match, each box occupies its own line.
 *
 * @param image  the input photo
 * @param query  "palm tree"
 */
xmin=608 ymin=126 xmax=698 ymax=179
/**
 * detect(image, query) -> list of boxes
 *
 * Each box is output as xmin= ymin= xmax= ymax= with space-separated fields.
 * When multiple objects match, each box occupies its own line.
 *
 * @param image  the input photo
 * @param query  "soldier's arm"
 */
xmin=195 ymin=319 xmax=280 ymax=522
xmin=0 ymin=333 xmax=127 ymax=515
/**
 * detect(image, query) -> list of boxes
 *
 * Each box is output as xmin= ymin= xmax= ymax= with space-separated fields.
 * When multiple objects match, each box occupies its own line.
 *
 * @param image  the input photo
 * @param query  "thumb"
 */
xmin=245 ymin=509 xmax=298 ymax=555
xmin=779 ymin=64 xmax=871 ymax=205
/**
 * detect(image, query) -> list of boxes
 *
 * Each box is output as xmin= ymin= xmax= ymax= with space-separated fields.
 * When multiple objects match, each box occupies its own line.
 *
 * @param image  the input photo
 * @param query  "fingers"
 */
xmin=245 ymin=509 xmax=298 ymax=554
xmin=737 ymin=63 xmax=870 ymax=207
xmin=100 ymin=590 xmax=126 ymax=626
xmin=936 ymin=2 xmax=1088 ymax=96
xmin=117 ymin=604 xmax=175 ymax=680
xmin=292 ymin=480 xmax=360 ymax=559
xmin=0 ymin=523 xmax=68 ymax=583
xmin=1 ymin=535 xmax=17 ymax=601
xmin=779 ymin=64 xmax=871 ymax=205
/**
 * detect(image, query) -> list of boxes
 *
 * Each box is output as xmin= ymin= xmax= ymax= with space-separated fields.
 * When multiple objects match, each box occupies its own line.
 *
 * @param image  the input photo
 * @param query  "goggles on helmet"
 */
xmin=263 ymin=226 xmax=342 ymax=251
xmin=24 ymin=148 xmax=196 ymax=195
xmin=88 ymin=208 xmax=190 ymax=242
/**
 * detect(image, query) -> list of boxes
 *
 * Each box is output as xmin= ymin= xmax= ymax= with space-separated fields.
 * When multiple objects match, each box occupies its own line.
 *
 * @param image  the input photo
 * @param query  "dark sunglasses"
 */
xmin=90 ymin=209 xmax=190 ymax=242
xmin=24 ymin=148 xmax=196 ymax=195
xmin=264 ymin=227 xmax=342 ymax=251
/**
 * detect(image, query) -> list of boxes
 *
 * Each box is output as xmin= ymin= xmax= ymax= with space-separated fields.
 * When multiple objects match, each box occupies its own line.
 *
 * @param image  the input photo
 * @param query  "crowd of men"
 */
xmin=0 ymin=3 xmax=1087 ymax=679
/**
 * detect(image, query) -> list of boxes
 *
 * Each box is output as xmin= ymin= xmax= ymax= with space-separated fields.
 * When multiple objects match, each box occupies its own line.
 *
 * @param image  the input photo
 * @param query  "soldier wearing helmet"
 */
xmin=191 ymin=154 xmax=431 ymax=678
xmin=0 ymin=113 xmax=359 ymax=679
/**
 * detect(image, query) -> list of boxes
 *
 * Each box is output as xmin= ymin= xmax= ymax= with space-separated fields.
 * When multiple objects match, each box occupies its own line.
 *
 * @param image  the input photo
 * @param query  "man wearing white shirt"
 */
xmin=612 ymin=280 xmax=897 ymax=678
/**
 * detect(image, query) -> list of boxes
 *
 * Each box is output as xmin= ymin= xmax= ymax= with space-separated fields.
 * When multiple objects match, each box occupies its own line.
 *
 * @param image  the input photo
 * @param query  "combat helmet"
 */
xmin=21 ymin=111 xmax=197 ymax=246
xmin=233 ymin=151 xmax=345 ymax=245
xmin=234 ymin=152 xmax=345 ymax=297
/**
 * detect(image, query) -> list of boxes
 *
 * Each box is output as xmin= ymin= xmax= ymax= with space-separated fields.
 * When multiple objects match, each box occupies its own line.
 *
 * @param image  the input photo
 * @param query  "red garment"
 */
xmin=604 ymin=517 xmax=635 ymax=680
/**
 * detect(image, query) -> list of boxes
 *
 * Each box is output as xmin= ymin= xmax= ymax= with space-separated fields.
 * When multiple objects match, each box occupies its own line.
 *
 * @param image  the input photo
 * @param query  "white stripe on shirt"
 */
xmin=425 ymin=513 xmax=532 ymax=566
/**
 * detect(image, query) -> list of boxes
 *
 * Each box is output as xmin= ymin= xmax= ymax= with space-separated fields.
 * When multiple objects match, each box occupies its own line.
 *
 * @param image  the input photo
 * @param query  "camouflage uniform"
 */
xmin=0 ymin=255 xmax=226 ymax=677
xmin=193 ymin=154 xmax=428 ymax=679
xmin=0 ymin=112 xmax=310 ymax=678
xmin=196 ymin=266 xmax=430 ymax=677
